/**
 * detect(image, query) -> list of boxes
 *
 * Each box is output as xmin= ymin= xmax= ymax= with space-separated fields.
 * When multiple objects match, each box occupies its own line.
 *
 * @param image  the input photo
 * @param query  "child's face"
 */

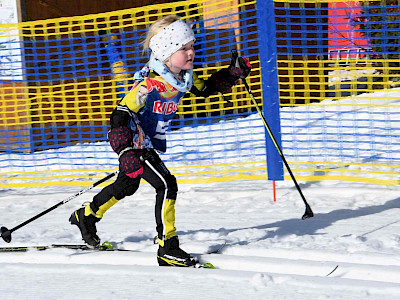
xmin=165 ymin=40 xmax=195 ymax=74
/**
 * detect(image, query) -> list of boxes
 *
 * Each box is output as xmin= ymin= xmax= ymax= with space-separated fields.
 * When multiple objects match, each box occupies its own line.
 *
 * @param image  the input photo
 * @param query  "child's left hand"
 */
xmin=206 ymin=56 xmax=251 ymax=95
xmin=229 ymin=57 xmax=252 ymax=81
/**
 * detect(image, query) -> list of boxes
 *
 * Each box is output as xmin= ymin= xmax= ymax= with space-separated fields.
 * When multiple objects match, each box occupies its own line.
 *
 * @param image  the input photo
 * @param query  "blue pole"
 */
xmin=256 ymin=0 xmax=284 ymax=180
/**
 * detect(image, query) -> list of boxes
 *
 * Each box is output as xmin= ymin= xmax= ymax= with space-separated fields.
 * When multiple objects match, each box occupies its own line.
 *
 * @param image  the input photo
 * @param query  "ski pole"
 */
xmin=1 ymin=170 xmax=118 ymax=243
xmin=232 ymin=50 xmax=314 ymax=220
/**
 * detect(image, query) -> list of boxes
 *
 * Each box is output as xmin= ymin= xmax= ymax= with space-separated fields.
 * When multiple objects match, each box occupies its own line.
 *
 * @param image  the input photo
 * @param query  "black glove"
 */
xmin=229 ymin=55 xmax=251 ymax=81
xmin=119 ymin=150 xmax=143 ymax=178
xmin=108 ymin=126 xmax=133 ymax=155
xmin=108 ymin=126 xmax=143 ymax=178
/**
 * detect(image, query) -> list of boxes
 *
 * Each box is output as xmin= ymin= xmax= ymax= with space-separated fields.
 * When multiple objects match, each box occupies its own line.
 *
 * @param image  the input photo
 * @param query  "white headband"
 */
xmin=149 ymin=19 xmax=195 ymax=61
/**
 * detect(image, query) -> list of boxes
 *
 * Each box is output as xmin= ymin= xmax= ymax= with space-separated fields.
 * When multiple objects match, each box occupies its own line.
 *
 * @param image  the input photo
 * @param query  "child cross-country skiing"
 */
xmin=69 ymin=15 xmax=251 ymax=267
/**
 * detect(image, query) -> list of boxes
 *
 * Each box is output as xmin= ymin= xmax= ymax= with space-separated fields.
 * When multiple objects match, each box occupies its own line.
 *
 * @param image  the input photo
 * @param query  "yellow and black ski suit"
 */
xmin=83 ymin=68 xmax=208 ymax=244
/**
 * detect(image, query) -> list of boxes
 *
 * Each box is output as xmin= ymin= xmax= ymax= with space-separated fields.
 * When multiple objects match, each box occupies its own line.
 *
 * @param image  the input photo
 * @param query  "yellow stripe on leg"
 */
xmin=85 ymin=197 xmax=119 ymax=219
xmin=96 ymin=197 xmax=119 ymax=218
xmin=163 ymin=198 xmax=176 ymax=240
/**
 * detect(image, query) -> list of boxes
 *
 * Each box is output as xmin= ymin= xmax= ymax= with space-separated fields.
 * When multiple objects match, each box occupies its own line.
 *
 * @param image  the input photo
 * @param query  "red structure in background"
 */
xmin=328 ymin=1 xmax=370 ymax=61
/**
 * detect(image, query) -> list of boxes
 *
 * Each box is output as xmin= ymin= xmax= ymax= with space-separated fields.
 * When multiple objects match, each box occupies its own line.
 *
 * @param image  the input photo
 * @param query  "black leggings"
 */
xmin=89 ymin=149 xmax=178 ymax=241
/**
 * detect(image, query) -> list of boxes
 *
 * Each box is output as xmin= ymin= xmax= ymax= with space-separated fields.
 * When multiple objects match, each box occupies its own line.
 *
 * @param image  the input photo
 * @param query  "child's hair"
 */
xmin=142 ymin=15 xmax=180 ymax=54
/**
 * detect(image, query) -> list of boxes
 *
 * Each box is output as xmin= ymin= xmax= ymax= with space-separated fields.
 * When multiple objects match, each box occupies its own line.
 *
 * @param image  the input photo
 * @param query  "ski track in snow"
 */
xmin=1 ymin=248 xmax=400 ymax=299
xmin=1 ymin=180 xmax=400 ymax=299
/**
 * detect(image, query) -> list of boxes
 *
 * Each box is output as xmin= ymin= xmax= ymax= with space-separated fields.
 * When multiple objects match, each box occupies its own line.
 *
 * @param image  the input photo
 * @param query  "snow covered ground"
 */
xmin=0 ymin=179 xmax=400 ymax=299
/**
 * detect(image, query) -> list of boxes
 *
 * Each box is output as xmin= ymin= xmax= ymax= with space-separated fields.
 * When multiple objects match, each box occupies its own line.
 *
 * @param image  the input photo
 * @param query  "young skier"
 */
xmin=69 ymin=15 xmax=251 ymax=267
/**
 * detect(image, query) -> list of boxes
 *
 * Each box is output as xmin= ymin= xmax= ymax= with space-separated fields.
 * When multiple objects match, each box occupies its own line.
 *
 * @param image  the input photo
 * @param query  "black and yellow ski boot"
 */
xmin=69 ymin=207 xmax=101 ymax=248
xmin=157 ymin=236 xmax=197 ymax=267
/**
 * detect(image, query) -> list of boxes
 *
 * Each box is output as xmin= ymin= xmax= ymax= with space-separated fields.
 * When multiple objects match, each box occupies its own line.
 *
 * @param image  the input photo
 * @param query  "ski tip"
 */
xmin=196 ymin=262 xmax=216 ymax=269
xmin=100 ymin=241 xmax=114 ymax=250
xmin=326 ymin=265 xmax=339 ymax=276
xmin=203 ymin=262 xmax=215 ymax=269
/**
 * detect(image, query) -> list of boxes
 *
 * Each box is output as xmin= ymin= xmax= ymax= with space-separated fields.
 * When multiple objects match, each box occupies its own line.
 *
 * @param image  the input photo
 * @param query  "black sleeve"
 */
xmin=190 ymin=82 xmax=213 ymax=98
xmin=190 ymin=55 xmax=252 ymax=99
xmin=110 ymin=107 xmax=131 ymax=129
xmin=190 ymin=70 xmax=224 ymax=98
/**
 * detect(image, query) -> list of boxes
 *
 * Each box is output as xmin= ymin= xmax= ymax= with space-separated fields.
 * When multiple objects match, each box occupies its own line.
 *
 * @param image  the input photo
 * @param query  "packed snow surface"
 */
xmin=0 ymin=179 xmax=400 ymax=299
